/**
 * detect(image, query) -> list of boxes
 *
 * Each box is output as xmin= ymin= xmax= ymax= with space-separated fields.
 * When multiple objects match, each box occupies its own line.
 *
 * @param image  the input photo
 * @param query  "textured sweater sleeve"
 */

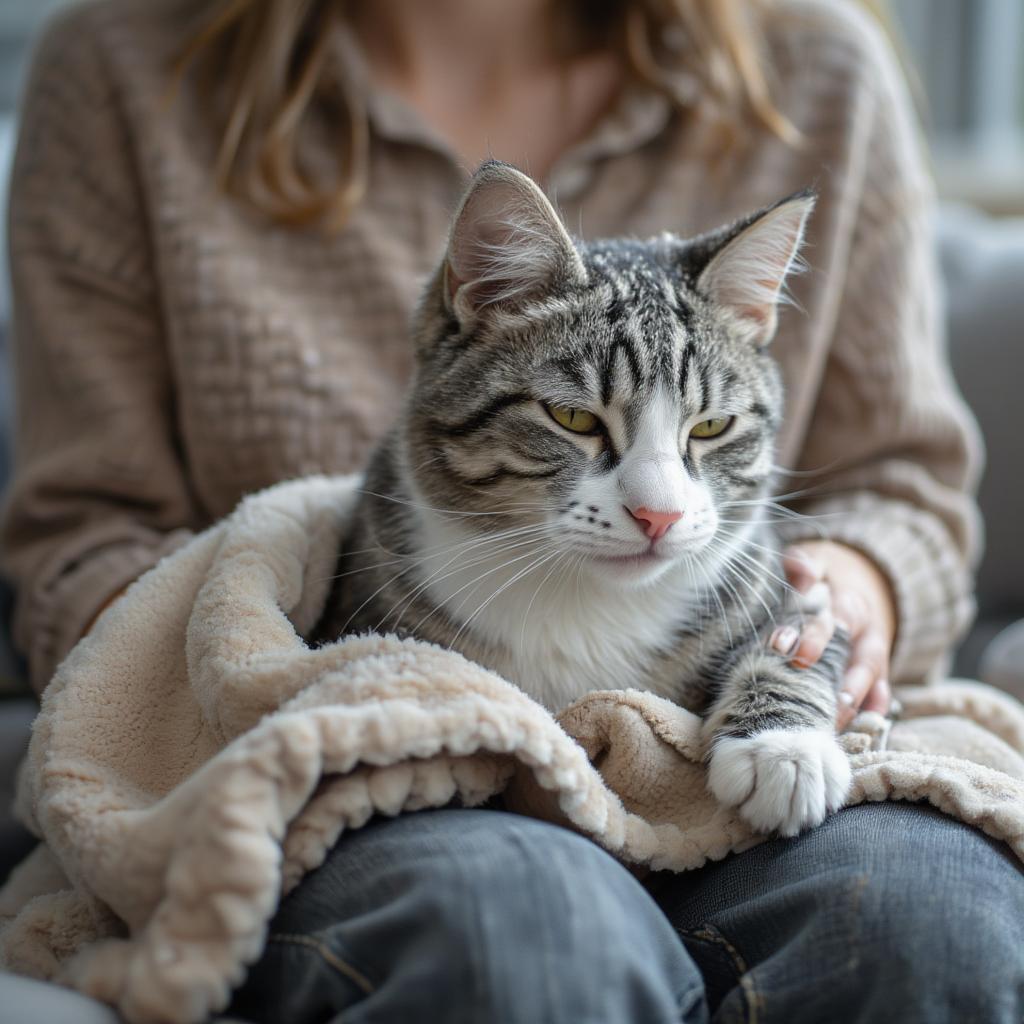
xmin=1 ymin=14 xmax=201 ymax=693
xmin=781 ymin=13 xmax=983 ymax=683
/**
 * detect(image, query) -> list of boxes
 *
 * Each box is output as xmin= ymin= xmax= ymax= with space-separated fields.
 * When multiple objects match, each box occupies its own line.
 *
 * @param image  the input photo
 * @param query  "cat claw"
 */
xmin=707 ymin=727 xmax=852 ymax=837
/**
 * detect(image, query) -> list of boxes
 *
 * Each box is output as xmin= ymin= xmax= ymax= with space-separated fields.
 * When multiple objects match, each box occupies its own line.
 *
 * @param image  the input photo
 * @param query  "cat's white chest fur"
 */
xmin=413 ymin=514 xmax=707 ymax=710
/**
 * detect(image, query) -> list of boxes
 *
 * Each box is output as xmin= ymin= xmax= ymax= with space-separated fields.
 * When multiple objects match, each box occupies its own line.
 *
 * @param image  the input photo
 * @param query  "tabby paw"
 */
xmin=707 ymin=728 xmax=852 ymax=837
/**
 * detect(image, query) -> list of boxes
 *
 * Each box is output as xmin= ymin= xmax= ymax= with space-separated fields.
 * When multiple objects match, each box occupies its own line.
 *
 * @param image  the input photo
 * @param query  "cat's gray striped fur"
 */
xmin=313 ymin=162 xmax=851 ymax=836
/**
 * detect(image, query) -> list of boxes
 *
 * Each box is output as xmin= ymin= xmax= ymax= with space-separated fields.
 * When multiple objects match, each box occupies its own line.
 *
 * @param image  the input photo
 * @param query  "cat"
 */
xmin=312 ymin=161 xmax=851 ymax=837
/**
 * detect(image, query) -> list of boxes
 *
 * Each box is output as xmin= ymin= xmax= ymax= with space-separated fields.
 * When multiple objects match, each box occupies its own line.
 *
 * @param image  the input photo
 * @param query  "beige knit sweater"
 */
xmin=1 ymin=0 xmax=982 ymax=693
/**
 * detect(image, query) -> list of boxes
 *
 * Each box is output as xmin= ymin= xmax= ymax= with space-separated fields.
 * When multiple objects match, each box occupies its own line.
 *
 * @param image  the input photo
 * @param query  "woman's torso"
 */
xmin=76 ymin=0 xmax=888 ymax=523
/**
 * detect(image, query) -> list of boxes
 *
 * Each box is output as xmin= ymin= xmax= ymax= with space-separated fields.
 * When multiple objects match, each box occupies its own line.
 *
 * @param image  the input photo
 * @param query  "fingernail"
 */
xmin=771 ymin=626 xmax=799 ymax=655
xmin=838 ymin=691 xmax=855 ymax=707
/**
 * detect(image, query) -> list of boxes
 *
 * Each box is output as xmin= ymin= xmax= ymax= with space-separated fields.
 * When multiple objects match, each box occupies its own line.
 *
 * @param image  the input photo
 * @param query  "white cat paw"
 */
xmin=707 ymin=728 xmax=852 ymax=837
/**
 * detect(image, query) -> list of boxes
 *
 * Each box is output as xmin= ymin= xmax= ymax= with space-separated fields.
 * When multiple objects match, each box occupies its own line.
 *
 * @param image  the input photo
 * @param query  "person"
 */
xmin=3 ymin=0 xmax=1021 ymax=1020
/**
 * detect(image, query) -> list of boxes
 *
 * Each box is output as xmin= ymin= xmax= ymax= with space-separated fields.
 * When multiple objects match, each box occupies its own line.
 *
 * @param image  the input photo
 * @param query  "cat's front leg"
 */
xmin=703 ymin=636 xmax=852 ymax=837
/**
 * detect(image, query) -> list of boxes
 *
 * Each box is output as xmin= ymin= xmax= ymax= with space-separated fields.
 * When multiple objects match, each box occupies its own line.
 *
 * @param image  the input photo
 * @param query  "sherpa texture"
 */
xmin=1 ymin=475 xmax=1023 ymax=1024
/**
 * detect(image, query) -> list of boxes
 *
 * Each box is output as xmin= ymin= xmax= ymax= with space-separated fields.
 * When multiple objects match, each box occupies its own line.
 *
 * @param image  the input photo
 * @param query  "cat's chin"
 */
xmin=584 ymin=550 xmax=681 ymax=587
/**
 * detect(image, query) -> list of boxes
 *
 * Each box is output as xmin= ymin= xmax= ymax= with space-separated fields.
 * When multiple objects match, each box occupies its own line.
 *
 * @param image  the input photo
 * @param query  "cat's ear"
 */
xmin=444 ymin=161 xmax=587 ymax=322
xmin=694 ymin=191 xmax=815 ymax=348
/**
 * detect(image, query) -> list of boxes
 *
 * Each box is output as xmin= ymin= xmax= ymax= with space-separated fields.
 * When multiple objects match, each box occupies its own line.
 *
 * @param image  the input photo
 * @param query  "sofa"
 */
xmin=0 ymin=206 xmax=1022 ymax=1021
xmin=938 ymin=206 xmax=1024 ymax=690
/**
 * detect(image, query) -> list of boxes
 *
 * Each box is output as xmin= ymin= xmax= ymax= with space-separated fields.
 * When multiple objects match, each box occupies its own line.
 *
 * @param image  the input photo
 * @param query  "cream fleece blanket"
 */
xmin=2 ymin=475 xmax=1024 ymax=1024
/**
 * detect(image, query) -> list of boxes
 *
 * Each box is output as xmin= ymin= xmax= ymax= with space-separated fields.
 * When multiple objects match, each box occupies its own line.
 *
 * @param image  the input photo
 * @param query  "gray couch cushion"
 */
xmin=938 ymin=206 xmax=1024 ymax=619
xmin=981 ymin=619 xmax=1024 ymax=701
xmin=0 ymin=700 xmax=37 ymax=883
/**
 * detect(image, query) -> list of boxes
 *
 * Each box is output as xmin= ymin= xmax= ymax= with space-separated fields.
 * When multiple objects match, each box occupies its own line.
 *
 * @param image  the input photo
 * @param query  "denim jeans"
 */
xmin=227 ymin=802 xmax=1024 ymax=1023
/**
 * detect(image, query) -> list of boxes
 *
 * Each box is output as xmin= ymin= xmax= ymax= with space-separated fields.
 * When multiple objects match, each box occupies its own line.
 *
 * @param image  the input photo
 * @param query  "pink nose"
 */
xmin=628 ymin=506 xmax=683 ymax=540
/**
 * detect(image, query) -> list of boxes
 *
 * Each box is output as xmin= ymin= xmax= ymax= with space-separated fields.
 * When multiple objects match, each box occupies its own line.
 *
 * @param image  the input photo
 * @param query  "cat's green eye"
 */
xmin=547 ymin=405 xmax=601 ymax=435
xmin=690 ymin=416 xmax=734 ymax=440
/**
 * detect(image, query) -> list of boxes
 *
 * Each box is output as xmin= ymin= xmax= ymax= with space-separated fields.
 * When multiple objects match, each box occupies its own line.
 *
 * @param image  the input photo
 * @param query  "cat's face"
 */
xmin=403 ymin=163 xmax=811 ymax=588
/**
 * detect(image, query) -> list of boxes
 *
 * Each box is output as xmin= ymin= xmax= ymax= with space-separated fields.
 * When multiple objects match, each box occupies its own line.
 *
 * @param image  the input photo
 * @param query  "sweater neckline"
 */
xmin=324 ymin=21 xmax=680 ymax=199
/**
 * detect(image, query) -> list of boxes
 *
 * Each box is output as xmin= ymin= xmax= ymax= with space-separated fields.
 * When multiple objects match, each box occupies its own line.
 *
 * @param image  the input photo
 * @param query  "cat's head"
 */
xmin=402 ymin=162 xmax=812 ymax=587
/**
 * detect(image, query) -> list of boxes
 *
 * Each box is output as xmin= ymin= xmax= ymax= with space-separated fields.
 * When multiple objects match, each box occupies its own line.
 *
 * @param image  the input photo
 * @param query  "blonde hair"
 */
xmin=175 ymin=1 xmax=797 ymax=230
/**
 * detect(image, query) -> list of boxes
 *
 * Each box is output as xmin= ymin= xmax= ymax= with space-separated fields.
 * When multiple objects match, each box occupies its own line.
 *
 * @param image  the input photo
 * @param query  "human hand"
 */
xmin=769 ymin=540 xmax=897 ymax=730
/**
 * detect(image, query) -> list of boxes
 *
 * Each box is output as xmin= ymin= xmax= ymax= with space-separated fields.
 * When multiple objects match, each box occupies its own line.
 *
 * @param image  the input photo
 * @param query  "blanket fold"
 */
xmin=2 ymin=475 xmax=1023 ymax=1024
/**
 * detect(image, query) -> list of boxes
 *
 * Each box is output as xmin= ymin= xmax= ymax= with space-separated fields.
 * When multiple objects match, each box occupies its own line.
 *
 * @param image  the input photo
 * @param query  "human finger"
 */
xmin=830 ymin=587 xmax=870 ymax=638
xmin=780 ymin=578 xmax=833 ymax=668
xmin=789 ymin=606 xmax=836 ymax=669
xmin=860 ymin=677 xmax=892 ymax=717
xmin=782 ymin=546 xmax=826 ymax=594
xmin=836 ymin=628 xmax=890 ymax=728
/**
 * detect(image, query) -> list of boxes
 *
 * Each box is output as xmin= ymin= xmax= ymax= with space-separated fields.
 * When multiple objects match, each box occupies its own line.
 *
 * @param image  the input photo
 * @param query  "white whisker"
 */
xmin=518 ymin=549 xmax=574 ymax=656
xmin=449 ymin=547 xmax=564 ymax=651
xmin=381 ymin=528 xmax=557 ymax=632
xmin=410 ymin=539 xmax=562 ymax=638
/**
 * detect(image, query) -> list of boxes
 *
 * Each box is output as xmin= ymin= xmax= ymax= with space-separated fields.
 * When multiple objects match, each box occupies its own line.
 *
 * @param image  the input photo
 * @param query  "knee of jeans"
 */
xmin=383 ymin=810 xmax=698 ymax=1013
xmin=437 ymin=814 xmax=696 ymax=1010
xmin=264 ymin=810 xmax=700 ymax=1022
xmin=827 ymin=804 xmax=1024 ymax=992
xmin=409 ymin=812 xmax=662 ymax=947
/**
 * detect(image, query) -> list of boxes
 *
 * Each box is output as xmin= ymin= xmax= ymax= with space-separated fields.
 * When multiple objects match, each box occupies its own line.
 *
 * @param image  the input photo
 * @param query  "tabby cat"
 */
xmin=313 ymin=161 xmax=851 ymax=837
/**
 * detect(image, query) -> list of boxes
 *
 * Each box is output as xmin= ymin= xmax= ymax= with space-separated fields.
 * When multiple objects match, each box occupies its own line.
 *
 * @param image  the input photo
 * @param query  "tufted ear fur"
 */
xmin=695 ymin=192 xmax=815 ymax=348
xmin=444 ymin=162 xmax=588 ymax=323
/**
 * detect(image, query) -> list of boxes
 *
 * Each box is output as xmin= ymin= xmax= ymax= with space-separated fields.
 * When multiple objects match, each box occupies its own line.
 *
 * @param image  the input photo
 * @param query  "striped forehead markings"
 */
xmin=600 ymin=327 xmax=644 ymax=406
xmin=550 ymin=354 xmax=591 ymax=392
xmin=594 ymin=263 xmax=703 ymax=408
xmin=672 ymin=295 xmax=697 ymax=331
xmin=605 ymin=292 xmax=627 ymax=323
xmin=678 ymin=345 xmax=692 ymax=399
xmin=678 ymin=344 xmax=709 ymax=411
xmin=697 ymin=362 xmax=710 ymax=411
